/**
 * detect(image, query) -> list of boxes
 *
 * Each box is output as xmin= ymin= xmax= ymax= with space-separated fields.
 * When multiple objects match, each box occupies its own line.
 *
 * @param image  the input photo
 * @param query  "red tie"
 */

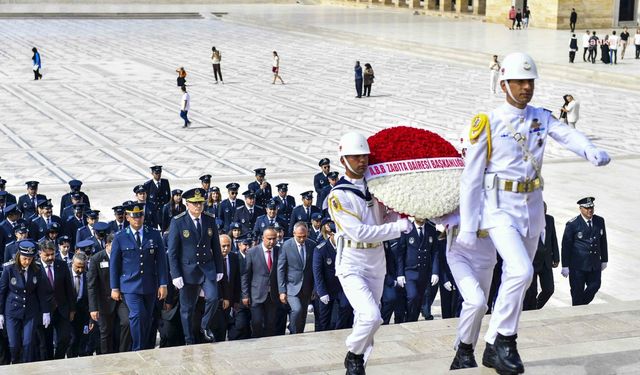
xmin=266 ymin=250 xmax=272 ymax=272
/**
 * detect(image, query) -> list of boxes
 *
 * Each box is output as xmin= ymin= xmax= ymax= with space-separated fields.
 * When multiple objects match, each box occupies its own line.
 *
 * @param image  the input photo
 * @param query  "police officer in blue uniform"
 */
xmin=17 ymin=181 xmax=47 ymax=221
xmin=0 ymin=241 xmax=52 ymax=363
xmin=161 ymin=189 xmax=185 ymax=233
xmin=253 ymin=201 xmax=286 ymax=238
xmin=273 ymin=183 xmax=295 ymax=225
xmin=234 ymin=190 xmax=265 ymax=235
xmin=0 ymin=179 xmax=17 ymax=205
xmin=199 ymin=174 xmax=212 ymax=194
xmin=144 ymin=166 xmax=172 ymax=227
xmin=204 ymin=186 xmax=222 ymax=218
xmin=380 ymin=238 xmax=406 ymax=324
xmin=0 ymin=192 xmax=8 ymax=223
xmin=63 ymin=203 xmax=87 ymax=248
xmin=220 ymin=183 xmax=244 ymax=232
xmin=312 ymin=221 xmax=353 ymax=331
xmin=59 ymin=180 xmax=91 ymax=217
xmin=248 ymin=168 xmax=272 ymax=208
xmin=1 ymin=205 xmax=22 ymax=257
xmin=309 ymin=213 xmax=324 ymax=243
xmin=313 ymin=158 xmax=331 ymax=205
xmin=134 ymin=185 xmax=158 ymax=229
xmin=108 ymin=205 xmax=128 ymax=233
xmin=167 ymin=188 xmax=225 ymax=344
xmin=4 ymin=225 xmax=29 ymax=262
xmin=60 ymin=193 xmax=87 ymax=221
xmin=110 ymin=203 xmax=168 ymax=351
xmin=29 ymin=198 xmax=62 ymax=240
xmin=561 ymin=197 xmax=608 ymax=306
xmin=288 ymin=191 xmax=321 ymax=236
xmin=317 ymin=171 xmax=339 ymax=210
xmin=76 ymin=210 xmax=100 ymax=244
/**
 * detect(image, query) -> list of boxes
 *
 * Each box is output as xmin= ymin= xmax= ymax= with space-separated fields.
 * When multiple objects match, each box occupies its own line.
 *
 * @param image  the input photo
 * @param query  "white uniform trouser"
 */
xmin=485 ymin=226 xmax=538 ymax=344
xmin=338 ymin=273 xmax=384 ymax=362
xmin=447 ymin=236 xmax=496 ymax=348
xmin=490 ymin=71 xmax=499 ymax=93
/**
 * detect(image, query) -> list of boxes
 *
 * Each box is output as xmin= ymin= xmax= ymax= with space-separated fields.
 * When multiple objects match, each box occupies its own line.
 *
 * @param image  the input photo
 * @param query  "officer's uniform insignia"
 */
xmin=409 ymin=237 xmax=415 ymax=245
xmin=530 ymin=120 xmax=541 ymax=130
xmin=150 ymin=248 xmax=155 ymax=254
xmin=183 ymin=230 xmax=190 ymax=238
xmin=429 ymin=236 xmax=433 ymax=243
xmin=326 ymin=258 xmax=332 ymax=265
xmin=523 ymin=61 xmax=531 ymax=70
xmin=10 ymin=277 xmax=16 ymax=285
xmin=241 ymin=219 xmax=245 ymax=223
xmin=297 ymin=216 xmax=302 ymax=220
xmin=600 ymin=229 xmax=603 ymax=235
xmin=577 ymin=232 xmax=583 ymax=239
xmin=320 ymin=179 xmax=324 ymax=185
xmin=208 ymin=228 xmax=213 ymax=236
xmin=33 ymin=276 xmax=38 ymax=284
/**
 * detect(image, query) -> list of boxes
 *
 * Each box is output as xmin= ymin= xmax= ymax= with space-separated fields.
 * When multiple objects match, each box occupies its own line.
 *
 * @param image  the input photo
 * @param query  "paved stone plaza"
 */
xmin=0 ymin=3 xmax=639 ymax=372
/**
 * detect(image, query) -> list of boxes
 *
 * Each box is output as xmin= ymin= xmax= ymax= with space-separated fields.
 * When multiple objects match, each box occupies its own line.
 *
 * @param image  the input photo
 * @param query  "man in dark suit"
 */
xmin=253 ymin=201 xmax=286 ymax=239
xmin=241 ymin=227 xmax=281 ymax=338
xmin=248 ymin=168 xmax=272 ymax=208
xmin=228 ymin=235 xmax=252 ymax=340
xmin=220 ymin=183 xmax=244 ymax=232
xmin=143 ymin=165 xmax=172 ymax=228
xmin=233 ymin=191 xmax=265 ymax=235
xmin=167 ymin=188 xmax=224 ymax=344
xmin=561 ymin=197 xmax=608 ymax=306
xmin=288 ymin=191 xmax=321 ymax=236
xmin=524 ymin=202 xmax=559 ymax=310
xmin=17 ymin=181 xmax=47 ymax=220
xmin=313 ymin=158 xmax=331 ymax=205
xmin=59 ymin=180 xmax=91 ymax=217
xmin=210 ymin=234 xmax=240 ymax=341
xmin=277 ymin=222 xmax=316 ymax=334
xmin=88 ymin=233 xmax=131 ymax=354
xmin=36 ymin=240 xmax=75 ymax=360
xmin=67 ymin=252 xmax=92 ymax=357
xmin=272 ymin=183 xmax=295 ymax=225
xmin=110 ymin=203 xmax=168 ymax=351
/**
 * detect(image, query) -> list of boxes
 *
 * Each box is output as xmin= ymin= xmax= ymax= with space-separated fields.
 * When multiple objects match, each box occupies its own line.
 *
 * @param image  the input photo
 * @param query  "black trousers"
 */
xmin=636 ymin=45 xmax=640 ymax=59
xmin=98 ymin=301 xmax=132 ymax=354
xmin=250 ymin=298 xmax=279 ymax=338
xmin=569 ymin=51 xmax=576 ymax=63
xmin=569 ymin=268 xmax=601 ymax=306
xmin=33 ymin=68 xmax=42 ymax=80
xmin=523 ymin=265 xmax=555 ymax=310
xmin=212 ymin=64 xmax=223 ymax=81
xmin=363 ymin=84 xmax=372 ymax=97
xmin=227 ymin=306 xmax=251 ymax=340
xmin=406 ymin=275 xmax=429 ymax=322
xmin=316 ymin=292 xmax=353 ymax=331
xmin=589 ymin=48 xmax=597 ymax=63
xmin=211 ymin=301 xmax=231 ymax=342
xmin=36 ymin=309 xmax=71 ymax=360
xmin=380 ymin=283 xmax=406 ymax=324
xmin=583 ymin=47 xmax=588 ymax=61
xmin=355 ymin=78 xmax=363 ymax=98
xmin=570 ymin=22 xmax=576 ymax=32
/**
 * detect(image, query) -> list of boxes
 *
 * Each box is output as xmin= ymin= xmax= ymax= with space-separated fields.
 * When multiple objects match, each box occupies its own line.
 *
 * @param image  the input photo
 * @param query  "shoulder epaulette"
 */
xmin=542 ymin=108 xmax=558 ymax=120
xmin=203 ymin=211 xmax=215 ymax=218
xmin=174 ymin=211 xmax=187 ymax=219
xmin=236 ymin=206 xmax=244 ymax=211
xmin=2 ymin=260 xmax=15 ymax=267
xmin=469 ymin=113 xmax=492 ymax=161
xmin=567 ymin=216 xmax=578 ymax=223
xmin=315 ymin=242 xmax=325 ymax=250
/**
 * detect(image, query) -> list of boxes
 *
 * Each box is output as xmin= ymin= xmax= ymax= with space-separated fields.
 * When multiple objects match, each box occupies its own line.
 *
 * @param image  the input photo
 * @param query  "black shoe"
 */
xmin=424 ymin=314 xmax=434 ymax=321
xmin=201 ymin=329 xmax=215 ymax=343
xmin=493 ymin=334 xmax=524 ymax=374
xmin=344 ymin=351 xmax=365 ymax=375
xmin=450 ymin=342 xmax=478 ymax=370
xmin=482 ymin=342 xmax=497 ymax=368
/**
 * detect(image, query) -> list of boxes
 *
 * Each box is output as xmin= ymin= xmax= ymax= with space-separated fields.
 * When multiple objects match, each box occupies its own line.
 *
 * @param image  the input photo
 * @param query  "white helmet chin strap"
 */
xmin=341 ymin=156 xmax=362 ymax=177
xmin=504 ymin=80 xmax=523 ymax=105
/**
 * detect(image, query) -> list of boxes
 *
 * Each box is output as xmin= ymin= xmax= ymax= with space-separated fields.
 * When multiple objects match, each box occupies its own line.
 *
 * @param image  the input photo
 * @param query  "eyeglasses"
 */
xmin=229 ymin=192 xmax=238 ymax=195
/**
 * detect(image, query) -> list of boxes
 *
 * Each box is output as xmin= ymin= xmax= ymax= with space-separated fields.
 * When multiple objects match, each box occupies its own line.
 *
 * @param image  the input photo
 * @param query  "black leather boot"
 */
xmin=493 ymin=333 xmax=525 ymax=374
xmin=482 ymin=342 xmax=497 ymax=368
xmin=450 ymin=342 xmax=478 ymax=370
xmin=344 ymin=351 xmax=365 ymax=375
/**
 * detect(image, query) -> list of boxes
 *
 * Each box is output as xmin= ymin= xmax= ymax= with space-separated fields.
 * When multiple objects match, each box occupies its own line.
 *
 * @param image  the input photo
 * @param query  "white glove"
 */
xmin=0 ymin=314 xmax=4 ymax=330
xmin=456 ymin=231 xmax=477 ymax=249
xmin=561 ymin=267 xmax=570 ymax=278
xmin=396 ymin=218 xmax=412 ymax=234
xmin=431 ymin=274 xmax=439 ymax=286
xmin=43 ymin=313 xmax=51 ymax=328
xmin=584 ymin=146 xmax=611 ymax=166
xmin=396 ymin=276 xmax=406 ymax=288
xmin=443 ymin=281 xmax=453 ymax=291
xmin=319 ymin=295 xmax=330 ymax=305
xmin=216 ymin=273 xmax=224 ymax=282
xmin=172 ymin=277 xmax=184 ymax=289
xmin=601 ymin=262 xmax=607 ymax=271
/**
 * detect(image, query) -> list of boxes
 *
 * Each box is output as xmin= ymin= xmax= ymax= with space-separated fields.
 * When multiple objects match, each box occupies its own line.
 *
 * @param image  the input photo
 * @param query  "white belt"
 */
xmin=344 ymin=240 xmax=382 ymax=249
xmin=497 ymin=177 xmax=543 ymax=193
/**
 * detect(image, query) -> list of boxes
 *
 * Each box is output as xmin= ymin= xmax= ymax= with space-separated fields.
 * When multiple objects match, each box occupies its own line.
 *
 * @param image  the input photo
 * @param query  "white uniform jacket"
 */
xmin=460 ymin=103 xmax=594 ymax=238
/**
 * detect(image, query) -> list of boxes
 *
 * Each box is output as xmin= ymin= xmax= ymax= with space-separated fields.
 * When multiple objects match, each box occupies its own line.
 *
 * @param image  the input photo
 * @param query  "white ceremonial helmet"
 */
xmin=338 ymin=132 xmax=370 ymax=156
xmin=499 ymin=52 xmax=539 ymax=82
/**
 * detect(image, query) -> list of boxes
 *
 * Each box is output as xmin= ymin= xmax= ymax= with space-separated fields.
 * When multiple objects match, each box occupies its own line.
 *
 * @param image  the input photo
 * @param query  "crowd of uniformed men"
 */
xmin=0 ymin=159 xmax=607 ymax=365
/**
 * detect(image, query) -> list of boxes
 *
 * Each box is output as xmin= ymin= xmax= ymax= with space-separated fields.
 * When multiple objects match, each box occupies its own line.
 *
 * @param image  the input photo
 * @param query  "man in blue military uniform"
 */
xmin=143 ymin=166 xmax=172 ymax=228
xmin=60 ymin=192 xmax=87 ymax=221
xmin=313 ymin=158 xmax=331 ymax=207
xmin=0 ymin=192 xmax=7 ymax=223
xmin=561 ymin=197 xmax=608 ymax=306
xmin=1 ymin=205 xmax=23 ymax=256
xmin=76 ymin=210 xmax=100 ymax=244
xmin=134 ymin=185 xmax=158 ymax=229
xmin=380 ymin=238 xmax=405 ymax=325
xmin=56 ymin=236 xmax=73 ymax=265
xmin=63 ymin=203 xmax=86 ymax=249
xmin=167 ymin=188 xmax=224 ymax=344
xmin=17 ymin=181 xmax=47 ymax=221
xmin=108 ymin=205 xmax=128 ymax=233
xmin=59 ymin=180 xmax=90 ymax=217
xmin=288 ymin=191 xmax=321 ymax=237
xmin=4 ymin=225 xmax=29 ymax=262
xmin=220 ymin=183 xmax=244 ymax=232
xmin=254 ymin=201 xmax=286 ymax=238
xmin=89 ymin=222 xmax=111 ymax=254
xmin=199 ymin=174 xmax=212 ymax=194
xmin=110 ymin=202 xmax=168 ymax=351
xmin=234 ymin=190 xmax=265 ymax=235
xmin=273 ymin=183 xmax=295 ymax=225
xmin=0 ymin=179 xmax=17 ymax=205
xmin=396 ymin=218 xmax=439 ymax=322
xmin=248 ymin=168 xmax=272 ymax=208
xmin=317 ymin=171 xmax=339 ymax=211
xmin=309 ymin=213 xmax=324 ymax=243
xmin=30 ymin=199 xmax=62 ymax=241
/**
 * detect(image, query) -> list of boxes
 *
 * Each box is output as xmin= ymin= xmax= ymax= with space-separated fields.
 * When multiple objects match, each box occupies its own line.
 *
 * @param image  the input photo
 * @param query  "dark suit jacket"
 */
xmin=241 ymin=244 xmax=280 ymax=305
xmin=272 ymin=195 xmax=295 ymax=225
xmin=87 ymin=250 xmax=115 ymax=314
xmin=71 ymin=271 xmax=90 ymax=325
xmin=288 ymin=205 xmax=321 ymax=236
xmin=220 ymin=199 xmax=245 ymax=232
xmin=59 ymin=192 xmax=90 ymax=217
xmin=39 ymin=259 xmax=75 ymax=318
xmin=277 ymin=238 xmax=315 ymax=297
xmin=562 ymin=214 xmax=608 ymax=272
xmin=533 ymin=214 xmax=560 ymax=272
xmin=312 ymin=239 xmax=341 ymax=298
xmin=233 ymin=205 xmax=265 ymax=234
xmin=222 ymin=252 xmax=241 ymax=304
xmin=143 ymin=178 xmax=171 ymax=211
xmin=17 ymin=193 xmax=47 ymax=220
xmin=397 ymin=224 xmax=439 ymax=280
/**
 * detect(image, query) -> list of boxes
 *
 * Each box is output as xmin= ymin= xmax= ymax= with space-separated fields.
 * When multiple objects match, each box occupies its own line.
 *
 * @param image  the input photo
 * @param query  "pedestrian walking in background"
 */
xmin=569 ymin=8 xmax=577 ymax=32
xmin=354 ymin=61 xmax=363 ymax=98
xmin=559 ymin=95 xmax=569 ymax=124
xmin=363 ymin=63 xmax=374 ymax=97
xmin=600 ymin=35 xmax=611 ymax=64
xmin=179 ymin=85 xmax=191 ymax=128
xmin=489 ymin=55 xmax=500 ymax=94
xmin=176 ymin=67 xmax=187 ymax=87
xmin=561 ymin=95 xmax=580 ymax=128
xmin=588 ymin=31 xmax=599 ymax=63
xmin=522 ymin=7 xmax=530 ymax=29
xmin=508 ymin=6 xmax=516 ymax=30
xmin=515 ymin=9 xmax=523 ymax=30
xmin=211 ymin=47 xmax=223 ymax=84
xmin=609 ymin=31 xmax=619 ymax=64
xmin=272 ymin=51 xmax=284 ymax=85
xmin=569 ymin=34 xmax=578 ymax=63
xmin=635 ymin=28 xmax=640 ymax=59
xmin=620 ymin=27 xmax=630 ymax=59
xmin=32 ymin=47 xmax=42 ymax=80
xmin=582 ymin=30 xmax=591 ymax=62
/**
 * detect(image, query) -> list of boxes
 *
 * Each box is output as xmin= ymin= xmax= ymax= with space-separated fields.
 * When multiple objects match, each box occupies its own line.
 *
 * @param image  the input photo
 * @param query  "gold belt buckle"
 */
xmin=504 ymin=180 xmax=514 ymax=192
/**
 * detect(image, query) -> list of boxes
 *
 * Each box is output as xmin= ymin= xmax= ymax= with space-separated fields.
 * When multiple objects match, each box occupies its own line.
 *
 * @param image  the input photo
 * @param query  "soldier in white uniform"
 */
xmin=327 ymin=132 xmax=412 ymax=375
xmin=457 ymin=52 xmax=610 ymax=375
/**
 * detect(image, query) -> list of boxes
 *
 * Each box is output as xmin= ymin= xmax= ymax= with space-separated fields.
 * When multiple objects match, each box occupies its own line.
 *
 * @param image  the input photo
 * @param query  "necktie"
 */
xmin=266 ymin=250 xmax=272 ymax=271
xmin=249 ymin=208 xmax=253 ymax=216
xmin=47 ymin=265 xmax=54 ymax=287
xmin=305 ymin=207 xmax=310 ymax=219
xmin=156 ymin=181 xmax=160 ymax=190
xmin=299 ymin=244 xmax=305 ymax=264
xmin=46 ymin=217 xmax=51 ymax=226
xmin=22 ymin=269 xmax=27 ymax=283
xmin=587 ymin=220 xmax=592 ymax=230
xmin=231 ymin=201 xmax=235 ymax=210
xmin=195 ymin=218 xmax=202 ymax=243
xmin=74 ymin=274 xmax=80 ymax=296
xmin=32 ymin=197 xmax=36 ymax=209
xmin=135 ymin=231 xmax=141 ymax=248
xmin=269 ymin=219 xmax=274 ymax=226
xmin=118 ymin=223 xmax=123 ymax=231
xmin=418 ymin=226 xmax=423 ymax=242
xmin=225 ymin=256 xmax=230 ymax=279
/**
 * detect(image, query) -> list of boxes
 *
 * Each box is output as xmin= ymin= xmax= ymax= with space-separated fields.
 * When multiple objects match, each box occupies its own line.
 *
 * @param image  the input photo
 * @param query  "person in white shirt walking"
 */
xmin=561 ymin=95 xmax=580 ymax=128
xmin=582 ymin=30 xmax=591 ymax=62
xmin=609 ymin=30 xmax=619 ymax=64
xmin=180 ymin=85 xmax=191 ymax=128
xmin=489 ymin=55 xmax=500 ymax=94
xmin=272 ymin=51 xmax=285 ymax=85
xmin=634 ymin=28 xmax=640 ymax=59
